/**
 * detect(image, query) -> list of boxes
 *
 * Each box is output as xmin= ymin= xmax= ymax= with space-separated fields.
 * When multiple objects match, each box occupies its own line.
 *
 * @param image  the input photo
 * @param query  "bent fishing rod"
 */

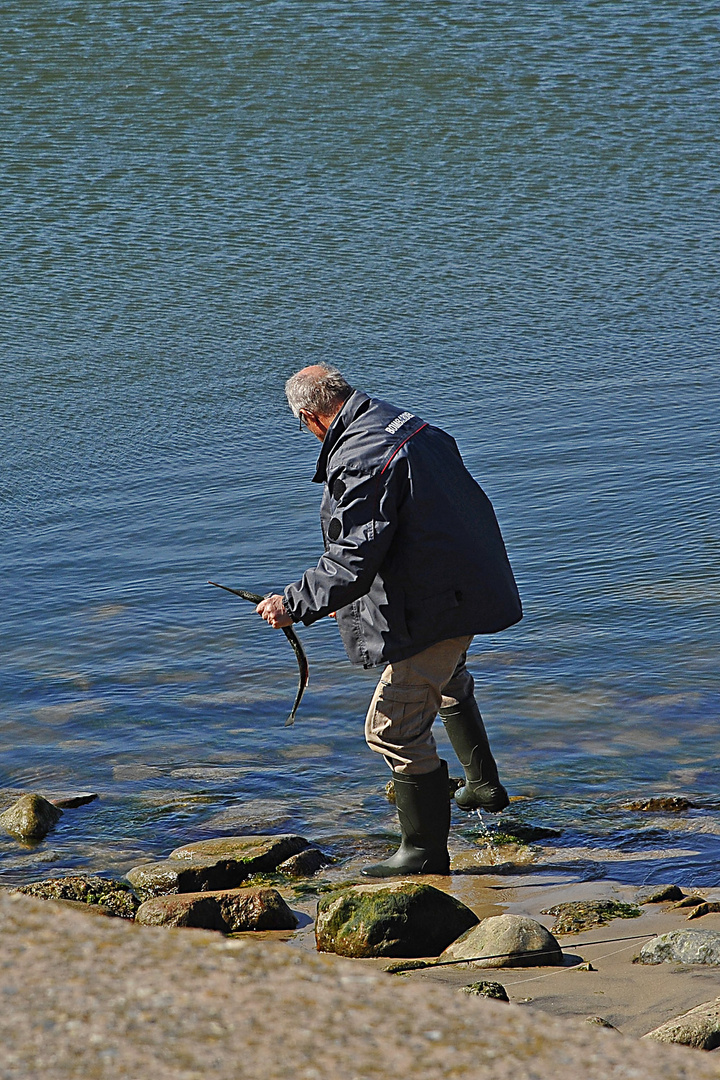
xmin=208 ymin=581 xmax=308 ymax=727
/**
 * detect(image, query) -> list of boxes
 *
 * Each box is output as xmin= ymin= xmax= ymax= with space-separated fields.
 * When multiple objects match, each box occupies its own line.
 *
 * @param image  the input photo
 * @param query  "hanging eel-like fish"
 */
xmin=208 ymin=581 xmax=309 ymax=727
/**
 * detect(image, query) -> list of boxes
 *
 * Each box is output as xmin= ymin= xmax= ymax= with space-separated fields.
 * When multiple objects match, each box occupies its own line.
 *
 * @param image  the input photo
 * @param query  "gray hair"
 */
xmin=285 ymin=365 xmax=354 ymax=418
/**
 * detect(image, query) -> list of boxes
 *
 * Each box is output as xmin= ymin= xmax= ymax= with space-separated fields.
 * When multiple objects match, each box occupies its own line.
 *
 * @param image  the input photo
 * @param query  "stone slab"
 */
xmin=1 ymin=891 xmax=718 ymax=1080
xmin=127 ymin=834 xmax=309 ymax=897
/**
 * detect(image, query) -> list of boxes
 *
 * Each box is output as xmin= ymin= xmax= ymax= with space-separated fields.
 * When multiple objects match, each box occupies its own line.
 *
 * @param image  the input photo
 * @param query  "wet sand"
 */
xmin=284 ymin=861 xmax=720 ymax=1043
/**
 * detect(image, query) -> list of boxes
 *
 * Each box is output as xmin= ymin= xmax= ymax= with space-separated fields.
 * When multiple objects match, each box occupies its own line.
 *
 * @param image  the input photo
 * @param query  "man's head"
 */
xmin=285 ymin=364 xmax=354 ymax=441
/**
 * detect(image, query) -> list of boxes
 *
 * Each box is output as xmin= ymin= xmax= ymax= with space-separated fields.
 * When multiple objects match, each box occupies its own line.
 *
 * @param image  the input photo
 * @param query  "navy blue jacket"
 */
xmin=284 ymin=391 xmax=522 ymax=668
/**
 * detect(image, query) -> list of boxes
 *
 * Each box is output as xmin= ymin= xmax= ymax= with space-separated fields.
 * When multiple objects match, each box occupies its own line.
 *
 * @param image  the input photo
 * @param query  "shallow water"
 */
xmin=1 ymin=1 xmax=718 ymax=888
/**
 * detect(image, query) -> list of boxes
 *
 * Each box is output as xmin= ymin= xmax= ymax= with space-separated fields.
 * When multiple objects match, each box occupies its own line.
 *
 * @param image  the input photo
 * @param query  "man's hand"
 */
xmin=256 ymin=594 xmax=293 ymax=629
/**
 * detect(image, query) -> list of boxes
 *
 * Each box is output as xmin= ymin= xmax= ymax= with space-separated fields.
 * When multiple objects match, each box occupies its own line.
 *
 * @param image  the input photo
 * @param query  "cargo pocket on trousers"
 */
xmin=371 ymin=683 xmax=430 ymax=745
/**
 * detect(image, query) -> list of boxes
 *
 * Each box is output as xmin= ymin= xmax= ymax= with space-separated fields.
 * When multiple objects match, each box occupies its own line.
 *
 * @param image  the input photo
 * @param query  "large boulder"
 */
xmin=13 ymin=876 xmax=139 ymax=919
xmin=638 ymin=929 xmax=720 ymax=966
xmin=643 ymin=997 xmax=720 ymax=1050
xmin=127 ymin=834 xmax=309 ymax=898
xmin=315 ymin=882 xmax=478 ymax=959
xmin=440 ymin=914 xmax=563 ymax=968
xmin=0 ymin=794 xmax=63 ymax=841
xmin=136 ymin=887 xmax=298 ymax=931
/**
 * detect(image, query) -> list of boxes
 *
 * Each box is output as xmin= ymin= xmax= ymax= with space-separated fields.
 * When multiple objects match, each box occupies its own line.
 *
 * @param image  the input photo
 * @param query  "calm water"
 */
xmin=2 ymin=2 xmax=718 ymax=888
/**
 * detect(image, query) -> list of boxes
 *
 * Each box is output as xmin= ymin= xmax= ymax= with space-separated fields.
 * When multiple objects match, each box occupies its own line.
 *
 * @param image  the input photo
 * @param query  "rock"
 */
xmin=13 ymin=876 xmax=139 ymax=919
xmin=540 ymin=900 xmax=640 ymax=935
xmin=586 ymin=1016 xmax=618 ymax=1030
xmin=49 ymin=793 xmax=99 ymax=809
xmin=639 ymin=884 xmax=685 ymax=904
xmin=673 ymin=894 xmax=707 ymax=909
xmin=643 ymin=997 xmax=720 ymax=1050
xmin=315 ymin=882 xmax=478 ymax=959
xmin=624 ymin=796 xmax=695 ymax=812
xmin=43 ymin=899 xmax=118 ymax=918
xmin=440 ymin=914 xmax=563 ymax=968
xmin=0 ymin=794 xmax=63 ymax=840
xmin=170 ymin=834 xmax=309 ymax=865
xmin=459 ymin=980 xmax=509 ymax=1001
xmin=688 ymin=903 xmax=720 ymax=920
xmin=491 ymin=818 xmax=562 ymax=842
xmin=276 ymin=847 xmax=329 ymax=876
xmin=135 ymin=887 xmax=297 ymax=932
xmin=638 ymin=929 xmax=720 ymax=966
xmin=7 ymin=891 xmax=720 ymax=1080
xmin=127 ymin=834 xmax=309 ymax=898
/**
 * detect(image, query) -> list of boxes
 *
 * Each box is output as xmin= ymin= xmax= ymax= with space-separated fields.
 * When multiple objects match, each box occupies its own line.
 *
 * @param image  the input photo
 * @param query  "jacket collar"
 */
xmin=312 ymin=390 xmax=371 ymax=483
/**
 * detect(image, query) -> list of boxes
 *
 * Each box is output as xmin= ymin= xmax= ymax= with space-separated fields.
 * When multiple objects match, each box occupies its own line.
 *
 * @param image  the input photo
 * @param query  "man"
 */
xmin=257 ymin=365 xmax=522 ymax=877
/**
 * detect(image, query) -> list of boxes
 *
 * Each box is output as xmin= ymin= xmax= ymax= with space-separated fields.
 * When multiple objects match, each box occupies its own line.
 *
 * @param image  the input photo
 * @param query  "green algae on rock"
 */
xmin=540 ymin=900 xmax=641 ymax=935
xmin=14 ymin=876 xmax=140 ymax=919
xmin=316 ymin=882 xmax=478 ymax=959
xmin=460 ymin=980 xmax=509 ymax=1001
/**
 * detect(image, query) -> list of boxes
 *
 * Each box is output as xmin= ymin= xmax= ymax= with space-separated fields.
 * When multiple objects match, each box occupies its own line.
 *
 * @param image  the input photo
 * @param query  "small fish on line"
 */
xmin=208 ymin=581 xmax=309 ymax=726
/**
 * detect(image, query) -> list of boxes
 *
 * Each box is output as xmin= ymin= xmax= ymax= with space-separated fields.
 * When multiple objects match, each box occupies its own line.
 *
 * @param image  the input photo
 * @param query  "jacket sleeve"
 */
xmin=283 ymin=465 xmax=404 ymax=626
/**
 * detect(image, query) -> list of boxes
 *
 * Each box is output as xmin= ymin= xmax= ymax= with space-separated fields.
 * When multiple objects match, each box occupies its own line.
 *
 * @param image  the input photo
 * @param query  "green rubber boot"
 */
xmin=440 ymin=698 xmax=509 ymax=813
xmin=362 ymin=761 xmax=451 ymax=877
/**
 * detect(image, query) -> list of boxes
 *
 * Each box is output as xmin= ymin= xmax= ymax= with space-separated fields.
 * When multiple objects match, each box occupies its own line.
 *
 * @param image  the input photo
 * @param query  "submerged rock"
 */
xmin=638 ymin=929 xmax=720 ymax=966
xmin=540 ymin=900 xmax=640 ymax=935
xmin=0 ymin=794 xmax=63 ymax=841
xmin=624 ymin=796 xmax=695 ymax=812
xmin=136 ymin=886 xmax=298 ymax=932
xmin=49 ymin=793 xmax=99 ymax=810
xmin=643 ymin=997 xmax=720 ymax=1050
xmin=459 ymin=980 xmax=509 ymax=1001
xmin=315 ymin=882 xmax=478 ymax=959
xmin=490 ymin=818 xmax=562 ymax=842
xmin=14 ymin=876 xmax=139 ymax=919
xmin=440 ymin=914 xmax=563 ymax=969
xmin=127 ymin=834 xmax=309 ymax=898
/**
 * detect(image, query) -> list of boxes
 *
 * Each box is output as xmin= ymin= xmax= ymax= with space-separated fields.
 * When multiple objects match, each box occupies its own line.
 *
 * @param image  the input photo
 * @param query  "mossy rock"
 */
xmin=491 ymin=818 xmax=562 ymax=843
xmin=540 ymin=900 xmax=640 ymax=935
xmin=14 ymin=876 xmax=140 ymax=919
xmin=460 ymin=980 xmax=509 ymax=1001
xmin=315 ymin=882 xmax=478 ymax=959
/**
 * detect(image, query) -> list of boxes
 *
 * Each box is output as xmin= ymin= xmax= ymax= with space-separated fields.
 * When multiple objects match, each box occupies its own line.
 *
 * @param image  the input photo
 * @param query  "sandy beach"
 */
xmin=281 ymin=851 xmax=720 ymax=1044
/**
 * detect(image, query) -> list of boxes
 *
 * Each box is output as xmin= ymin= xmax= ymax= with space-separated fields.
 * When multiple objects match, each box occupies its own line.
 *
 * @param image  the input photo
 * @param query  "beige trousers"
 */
xmin=365 ymin=635 xmax=474 ymax=775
